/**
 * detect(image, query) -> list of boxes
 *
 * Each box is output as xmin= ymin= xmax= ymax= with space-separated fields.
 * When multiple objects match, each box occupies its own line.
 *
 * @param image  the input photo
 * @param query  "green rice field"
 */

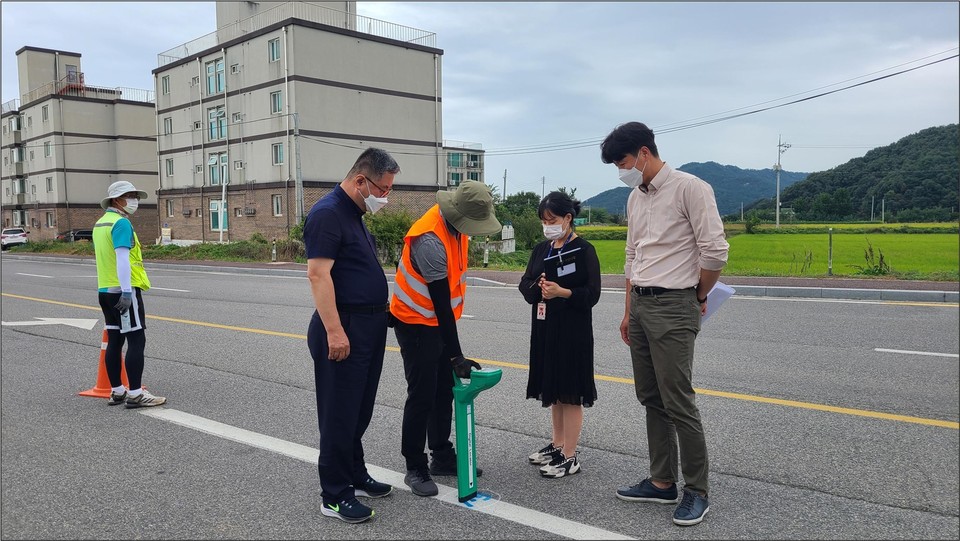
xmin=590 ymin=233 xmax=959 ymax=280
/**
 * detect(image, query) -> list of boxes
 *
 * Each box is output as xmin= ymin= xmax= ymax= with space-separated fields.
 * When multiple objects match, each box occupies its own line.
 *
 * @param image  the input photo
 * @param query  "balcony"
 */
xmin=15 ymin=193 xmax=25 ymax=205
xmin=14 ymin=162 xmax=24 ymax=176
xmin=1 ymin=99 xmax=19 ymax=114
xmin=21 ymin=73 xmax=154 ymax=106
xmin=13 ymin=131 xmax=22 ymax=144
xmin=158 ymin=1 xmax=436 ymax=67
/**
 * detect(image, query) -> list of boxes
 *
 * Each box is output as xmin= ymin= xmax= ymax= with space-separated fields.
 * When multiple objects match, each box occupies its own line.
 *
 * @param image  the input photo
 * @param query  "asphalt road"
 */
xmin=2 ymin=255 xmax=958 ymax=540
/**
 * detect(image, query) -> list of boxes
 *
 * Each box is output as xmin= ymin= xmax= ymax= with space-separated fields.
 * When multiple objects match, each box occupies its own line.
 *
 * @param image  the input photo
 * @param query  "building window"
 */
xmin=207 ymin=106 xmax=226 ymax=140
xmin=30 ymin=150 xmax=34 ymax=161
xmin=42 ymin=105 xmax=49 ymax=122
xmin=208 ymin=152 xmax=228 ymax=185
xmin=31 ymin=184 xmax=36 ymax=195
xmin=46 ymin=177 xmax=53 ymax=192
xmin=9 ymin=116 xmax=21 ymax=131
xmin=468 ymin=154 xmax=480 ymax=167
xmin=234 ymin=207 xmax=243 ymax=218
xmin=13 ymin=178 xmax=25 ymax=194
xmin=161 ymin=75 xmax=170 ymax=95
xmin=195 ymin=208 xmax=202 ymax=218
xmin=447 ymin=153 xmax=463 ymax=168
xmin=272 ymin=143 xmax=284 ymax=165
xmin=232 ymin=112 xmax=242 ymax=123
xmin=27 ymin=116 xmax=33 ymax=127
xmin=205 ymin=58 xmax=225 ymax=95
xmin=195 ymin=164 xmax=203 ymax=174
xmin=163 ymin=117 xmax=173 ymax=135
xmin=192 ymin=75 xmax=200 ymax=87
xmin=209 ymin=200 xmax=227 ymax=231
xmin=230 ymin=63 xmax=240 ymax=74
xmin=268 ymin=38 xmax=281 ymax=62
xmin=270 ymin=91 xmax=282 ymax=114
xmin=193 ymin=120 xmax=202 ymax=130
xmin=449 ymin=172 xmax=463 ymax=186
xmin=46 ymin=212 xmax=55 ymax=228
xmin=468 ymin=171 xmax=480 ymax=181
xmin=272 ymin=194 xmax=282 ymax=216
xmin=166 ymin=199 xmax=174 ymax=217
xmin=43 ymin=141 xmax=51 ymax=157
xmin=165 ymin=158 xmax=174 ymax=177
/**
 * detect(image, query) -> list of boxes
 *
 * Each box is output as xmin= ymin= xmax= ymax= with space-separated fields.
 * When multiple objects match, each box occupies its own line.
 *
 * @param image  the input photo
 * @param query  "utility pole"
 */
xmin=774 ymin=135 xmax=791 ymax=228
xmin=881 ymin=198 xmax=885 ymax=223
xmin=741 ymin=202 xmax=744 ymax=221
xmin=871 ymin=196 xmax=875 ymax=222
xmin=502 ymin=169 xmax=507 ymax=202
xmin=293 ymin=112 xmax=304 ymax=225
xmin=541 ymin=176 xmax=545 ymax=199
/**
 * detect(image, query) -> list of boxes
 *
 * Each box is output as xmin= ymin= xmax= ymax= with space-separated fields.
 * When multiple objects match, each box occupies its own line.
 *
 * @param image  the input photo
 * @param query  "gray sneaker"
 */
xmin=125 ymin=390 xmax=166 ymax=409
xmin=404 ymin=468 xmax=438 ymax=497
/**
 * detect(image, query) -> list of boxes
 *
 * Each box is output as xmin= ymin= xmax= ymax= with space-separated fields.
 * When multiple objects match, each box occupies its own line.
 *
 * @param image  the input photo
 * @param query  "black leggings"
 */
xmin=105 ymin=329 xmax=146 ymax=390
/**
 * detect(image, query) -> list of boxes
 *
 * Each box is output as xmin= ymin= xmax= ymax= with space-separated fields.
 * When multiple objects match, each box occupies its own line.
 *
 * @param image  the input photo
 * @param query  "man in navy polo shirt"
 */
xmin=304 ymin=147 xmax=399 ymax=524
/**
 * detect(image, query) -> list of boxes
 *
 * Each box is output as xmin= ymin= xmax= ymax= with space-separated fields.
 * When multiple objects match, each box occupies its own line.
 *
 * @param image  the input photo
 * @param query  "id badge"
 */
xmin=557 ymin=262 xmax=576 ymax=277
xmin=536 ymin=302 xmax=546 ymax=320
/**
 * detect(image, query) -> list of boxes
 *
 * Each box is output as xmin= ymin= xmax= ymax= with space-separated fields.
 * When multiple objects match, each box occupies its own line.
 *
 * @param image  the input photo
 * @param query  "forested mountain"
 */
xmin=771 ymin=124 xmax=960 ymax=222
xmin=583 ymin=162 xmax=807 ymax=217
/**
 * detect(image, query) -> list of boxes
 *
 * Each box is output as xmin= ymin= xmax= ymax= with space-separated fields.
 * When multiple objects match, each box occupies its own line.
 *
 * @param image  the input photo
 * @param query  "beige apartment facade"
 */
xmin=152 ymin=1 xmax=456 ymax=243
xmin=1 ymin=47 xmax=158 ymax=239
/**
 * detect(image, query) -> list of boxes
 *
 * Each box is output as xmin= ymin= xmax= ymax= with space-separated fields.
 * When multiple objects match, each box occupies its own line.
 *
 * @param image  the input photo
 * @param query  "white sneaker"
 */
xmin=125 ymin=390 xmax=166 ymax=409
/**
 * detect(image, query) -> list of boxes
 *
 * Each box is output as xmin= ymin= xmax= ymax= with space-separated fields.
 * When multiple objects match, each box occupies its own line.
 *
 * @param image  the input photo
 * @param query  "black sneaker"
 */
xmin=673 ymin=489 xmax=709 ymax=526
xmin=538 ymin=451 xmax=566 ymax=475
xmin=616 ymin=478 xmax=679 ymax=503
xmin=528 ymin=442 xmax=561 ymax=465
xmin=429 ymin=454 xmax=483 ymax=477
xmin=541 ymin=453 xmax=581 ymax=479
xmin=321 ymin=497 xmax=374 ymax=524
xmin=404 ymin=468 xmax=438 ymax=497
xmin=533 ymin=446 xmax=564 ymax=468
xmin=107 ymin=390 xmax=127 ymax=406
xmin=354 ymin=477 xmax=392 ymax=498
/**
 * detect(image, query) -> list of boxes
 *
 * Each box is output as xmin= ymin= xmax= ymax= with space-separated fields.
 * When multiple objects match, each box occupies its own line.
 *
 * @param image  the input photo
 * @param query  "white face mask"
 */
xmin=618 ymin=151 xmax=646 ymax=188
xmin=122 ymin=198 xmax=139 ymax=215
xmin=542 ymin=223 xmax=565 ymax=240
xmin=360 ymin=180 xmax=388 ymax=214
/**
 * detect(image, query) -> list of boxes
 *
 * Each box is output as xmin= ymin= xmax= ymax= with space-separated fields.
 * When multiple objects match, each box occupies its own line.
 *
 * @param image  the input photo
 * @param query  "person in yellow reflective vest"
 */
xmin=389 ymin=181 xmax=501 ymax=497
xmin=94 ymin=180 xmax=166 ymax=409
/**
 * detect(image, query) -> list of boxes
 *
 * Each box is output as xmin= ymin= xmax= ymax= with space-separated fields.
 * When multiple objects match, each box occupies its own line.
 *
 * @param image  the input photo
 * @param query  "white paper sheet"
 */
xmin=701 ymin=281 xmax=735 ymax=324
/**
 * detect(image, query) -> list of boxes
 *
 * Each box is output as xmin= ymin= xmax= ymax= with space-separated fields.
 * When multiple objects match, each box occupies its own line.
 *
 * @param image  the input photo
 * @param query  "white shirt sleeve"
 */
xmin=115 ymin=247 xmax=132 ymax=292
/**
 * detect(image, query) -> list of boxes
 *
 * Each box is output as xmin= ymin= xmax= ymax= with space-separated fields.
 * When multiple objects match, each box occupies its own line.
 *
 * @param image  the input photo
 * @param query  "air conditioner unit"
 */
xmin=243 ymin=207 xmax=256 ymax=216
xmin=182 ymin=209 xmax=192 ymax=216
xmin=467 ymin=161 xmax=478 ymax=167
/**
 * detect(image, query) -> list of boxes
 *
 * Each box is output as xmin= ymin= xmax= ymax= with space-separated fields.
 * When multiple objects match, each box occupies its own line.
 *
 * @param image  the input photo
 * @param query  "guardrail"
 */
xmin=1 ymin=99 xmax=20 ymax=114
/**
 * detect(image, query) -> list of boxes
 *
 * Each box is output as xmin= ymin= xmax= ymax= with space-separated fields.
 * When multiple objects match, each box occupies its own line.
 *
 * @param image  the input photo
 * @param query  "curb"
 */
xmin=4 ymin=254 xmax=957 ymax=303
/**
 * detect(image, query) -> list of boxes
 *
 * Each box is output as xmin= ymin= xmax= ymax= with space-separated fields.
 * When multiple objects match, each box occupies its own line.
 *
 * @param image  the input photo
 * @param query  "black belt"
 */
xmin=632 ymin=286 xmax=692 ymax=296
xmin=336 ymin=303 xmax=389 ymax=314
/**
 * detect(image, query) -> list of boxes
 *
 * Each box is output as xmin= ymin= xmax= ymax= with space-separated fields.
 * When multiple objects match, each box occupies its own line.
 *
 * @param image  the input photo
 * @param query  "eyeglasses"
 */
xmin=362 ymin=175 xmax=391 ymax=197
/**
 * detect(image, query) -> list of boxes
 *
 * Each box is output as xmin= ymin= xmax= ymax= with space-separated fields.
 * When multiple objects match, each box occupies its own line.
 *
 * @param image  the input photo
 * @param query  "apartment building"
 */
xmin=153 ymin=0 xmax=454 ymax=243
xmin=0 ymin=47 xmax=157 ymax=239
xmin=443 ymin=140 xmax=485 ymax=189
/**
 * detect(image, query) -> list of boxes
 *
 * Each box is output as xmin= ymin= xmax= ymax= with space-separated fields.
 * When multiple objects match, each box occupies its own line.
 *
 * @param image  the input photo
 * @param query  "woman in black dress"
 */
xmin=518 ymin=191 xmax=601 ymax=478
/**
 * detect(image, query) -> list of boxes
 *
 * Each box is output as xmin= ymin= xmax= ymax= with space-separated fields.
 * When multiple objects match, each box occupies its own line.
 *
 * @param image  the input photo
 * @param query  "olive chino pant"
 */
xmin=628 ymin=287 xmax=709 ymax=495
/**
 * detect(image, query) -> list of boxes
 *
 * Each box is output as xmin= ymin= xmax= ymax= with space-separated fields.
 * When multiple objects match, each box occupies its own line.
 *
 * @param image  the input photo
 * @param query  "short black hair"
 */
xmin=348 ymin=147 xmax=400 ymax=180
xmin=600 ymin=121 xmax=659 ymax=164
xmin=538 ymin=191 xmax=581 ymax=222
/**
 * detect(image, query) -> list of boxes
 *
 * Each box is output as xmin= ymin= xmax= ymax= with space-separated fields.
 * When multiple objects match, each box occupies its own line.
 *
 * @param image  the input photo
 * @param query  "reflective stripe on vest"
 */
xmin=93 ymin=211 xmax=151 ymax=291
xmin=390 ymin=205 xmax=467 ymax=326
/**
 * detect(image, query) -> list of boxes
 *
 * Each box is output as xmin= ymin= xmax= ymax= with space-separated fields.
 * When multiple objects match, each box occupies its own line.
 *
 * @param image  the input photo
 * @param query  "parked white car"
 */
xmin=1 ymin=227 xmax=29 ymax=250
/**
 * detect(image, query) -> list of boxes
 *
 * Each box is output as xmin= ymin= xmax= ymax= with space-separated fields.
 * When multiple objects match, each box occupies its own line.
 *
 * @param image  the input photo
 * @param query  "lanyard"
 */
xmin=546 ymin=232 xmax=574 ymax=262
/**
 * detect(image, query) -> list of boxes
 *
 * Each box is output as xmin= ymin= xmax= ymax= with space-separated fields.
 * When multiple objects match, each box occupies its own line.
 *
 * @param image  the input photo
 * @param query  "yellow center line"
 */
xmin=4 ymin=292 xmax=957 ymax=430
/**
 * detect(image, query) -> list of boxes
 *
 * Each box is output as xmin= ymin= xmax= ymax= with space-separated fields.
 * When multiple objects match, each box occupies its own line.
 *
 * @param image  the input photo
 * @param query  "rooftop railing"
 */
xmin=1 ymin=99 xmax=20 ymax=114
xmin=157 ymin=1 xmax=436 ymax=68
xmin=443 ymin=140 xmax=484 ymax=150
xmin=20 ymin=73 xmax=155 ymax=106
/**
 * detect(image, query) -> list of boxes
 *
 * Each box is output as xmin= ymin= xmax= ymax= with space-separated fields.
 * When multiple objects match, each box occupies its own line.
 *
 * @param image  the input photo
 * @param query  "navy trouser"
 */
xmin=394 ymin=320 xmax=456 ymax=471
xmin=307 ymin=309 xmax=387 ymax=504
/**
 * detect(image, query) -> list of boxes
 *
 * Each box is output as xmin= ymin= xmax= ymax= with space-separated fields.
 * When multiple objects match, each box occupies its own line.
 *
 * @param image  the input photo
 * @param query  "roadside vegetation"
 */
xmin=7 ymin=216 xmax=958 ymax=281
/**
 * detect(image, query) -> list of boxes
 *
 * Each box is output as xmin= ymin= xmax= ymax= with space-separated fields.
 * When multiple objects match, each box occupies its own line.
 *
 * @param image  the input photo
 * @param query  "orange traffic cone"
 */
xmin=79 ymin=329 xmax=131 ymax=398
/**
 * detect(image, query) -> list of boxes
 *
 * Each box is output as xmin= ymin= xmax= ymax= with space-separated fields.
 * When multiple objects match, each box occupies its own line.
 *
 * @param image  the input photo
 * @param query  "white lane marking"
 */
xmin=151 ymin=287 xmax=191 ymax=292
xmin=16 ymin=273 xmax=52 ymax=278
xmin=874 ymin=348 xmax=959 ymax=358
xmin=140 ymin=408 xmax=634 ymax=540
xmin=1 ymin=317 xmax=99 ymax=329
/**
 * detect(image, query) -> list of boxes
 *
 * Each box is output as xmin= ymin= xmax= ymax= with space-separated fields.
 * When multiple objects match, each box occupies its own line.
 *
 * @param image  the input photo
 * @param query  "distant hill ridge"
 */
xmin=583 ymin=123 xmax=959 ymax=221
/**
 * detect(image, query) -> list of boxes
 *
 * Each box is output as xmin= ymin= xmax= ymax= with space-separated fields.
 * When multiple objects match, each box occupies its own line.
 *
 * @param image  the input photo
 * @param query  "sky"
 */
xmin=2 ymin=1 xmax=958 ymax=201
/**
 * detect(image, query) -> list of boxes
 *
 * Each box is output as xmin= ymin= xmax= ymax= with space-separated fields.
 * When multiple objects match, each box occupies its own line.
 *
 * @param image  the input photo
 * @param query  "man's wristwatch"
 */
xmin=697 ymin=294 xmax=708 ymax=304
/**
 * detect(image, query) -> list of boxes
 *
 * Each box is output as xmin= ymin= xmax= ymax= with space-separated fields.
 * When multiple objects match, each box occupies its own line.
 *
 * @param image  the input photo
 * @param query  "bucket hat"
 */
xmin=100 ymin=181 xmax=148 ymax=209
xmin=436 ymin=180 xmax=501 ymax=237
